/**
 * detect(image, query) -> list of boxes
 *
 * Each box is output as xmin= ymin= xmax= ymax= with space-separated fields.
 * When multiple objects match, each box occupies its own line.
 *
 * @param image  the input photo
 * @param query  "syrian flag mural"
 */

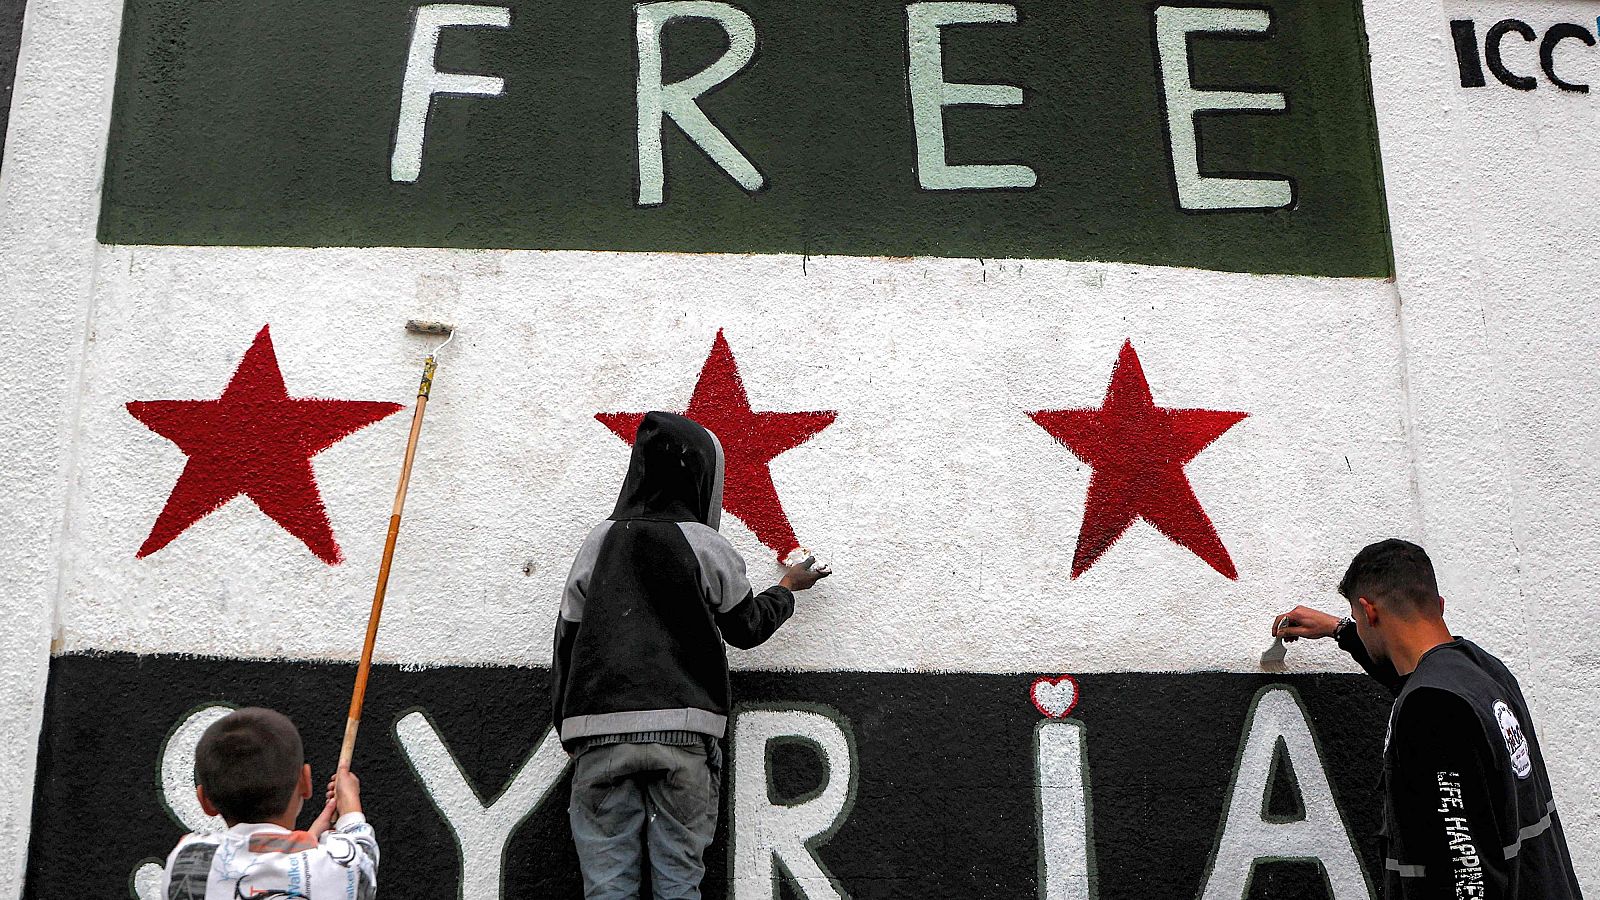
xmin=17 ymin=0 xmax=1435 ymax=894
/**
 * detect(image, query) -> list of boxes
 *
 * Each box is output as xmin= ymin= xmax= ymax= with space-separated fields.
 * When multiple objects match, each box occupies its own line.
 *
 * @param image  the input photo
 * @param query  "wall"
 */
xmin=0 ymin=0 xmax=120 ymax=891
xmin=1365 ymin=0 xmax=1600 ymax=859
xmin=0 ymin=0 xmax=1596 ymax=895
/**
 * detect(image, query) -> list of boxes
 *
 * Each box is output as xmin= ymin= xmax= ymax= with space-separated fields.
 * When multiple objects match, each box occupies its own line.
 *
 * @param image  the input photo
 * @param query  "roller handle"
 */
xmin=338 ymin=356 xmax=435 ymax=769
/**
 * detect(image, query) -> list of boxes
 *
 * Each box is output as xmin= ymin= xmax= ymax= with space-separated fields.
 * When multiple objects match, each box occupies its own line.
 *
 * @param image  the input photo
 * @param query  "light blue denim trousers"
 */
xmin=568 ymin=739 xmax=723 ymax=899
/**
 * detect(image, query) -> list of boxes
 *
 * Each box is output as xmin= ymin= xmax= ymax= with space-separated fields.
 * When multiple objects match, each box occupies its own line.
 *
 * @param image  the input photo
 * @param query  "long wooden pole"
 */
xmin=339 ymin=353 xmax=439 ymax=771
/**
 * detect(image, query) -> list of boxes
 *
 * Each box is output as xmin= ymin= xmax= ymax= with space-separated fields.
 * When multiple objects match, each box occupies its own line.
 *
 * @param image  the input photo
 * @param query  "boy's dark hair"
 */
xmin=1337 ymin=538 xmax=1440 ymax=614
xmin=194 ymin=707 xmax=304 ymax=824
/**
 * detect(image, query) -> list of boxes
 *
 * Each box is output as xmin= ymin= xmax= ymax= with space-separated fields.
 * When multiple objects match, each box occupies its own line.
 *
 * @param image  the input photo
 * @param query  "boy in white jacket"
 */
xmin=160 ymin=707 xmax=378 ymax=899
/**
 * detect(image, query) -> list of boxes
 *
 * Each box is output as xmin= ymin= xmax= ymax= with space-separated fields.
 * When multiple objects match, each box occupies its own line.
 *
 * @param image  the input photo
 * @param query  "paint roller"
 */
xmin=337 ymin=319 xmax=456 ymax=771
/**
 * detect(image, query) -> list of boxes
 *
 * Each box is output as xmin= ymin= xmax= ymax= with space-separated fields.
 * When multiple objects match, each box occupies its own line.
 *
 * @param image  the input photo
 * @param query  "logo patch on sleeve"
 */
xmin=1493 ymin=700 xmax=1532 ymax=780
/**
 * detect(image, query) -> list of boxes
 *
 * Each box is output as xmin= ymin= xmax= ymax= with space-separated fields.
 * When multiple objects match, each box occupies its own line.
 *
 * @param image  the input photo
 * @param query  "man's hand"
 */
xmin=1272 ymin=605 xmax=1342 ymax=642
xmin=779 ymin=555 xmax=832 ymax=592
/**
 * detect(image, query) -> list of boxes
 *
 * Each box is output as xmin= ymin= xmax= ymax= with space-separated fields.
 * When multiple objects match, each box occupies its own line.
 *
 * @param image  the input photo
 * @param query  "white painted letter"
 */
xmin=636 ymin=1 xmax=764 ymax=205
xmin=905 ymin=3 xmax=1035 ymax=190
xmin=395 ymin=711 xmax=570 ymax=900
xmin=731 ymin=707 xmax=856 ymax=900
xmin=161 ymin=704 xmax=233 ymax=833
xmin=1153 ymin=7 xmax=1291 ymax=210
xmin=1198 ymin=687 xmax=1372 ymax=900
xmin=131 ymin=704 xmax=236 ymax=899
xmin=391 ymin=4 xmax=512 ymax=183
xmin=1036 ymin=720 xmax=1095 ymax=900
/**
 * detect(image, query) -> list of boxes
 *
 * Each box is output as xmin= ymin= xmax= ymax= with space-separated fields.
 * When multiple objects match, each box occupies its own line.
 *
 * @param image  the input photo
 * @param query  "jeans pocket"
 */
xmin=708 ymin=739 xmax=723 ymax=777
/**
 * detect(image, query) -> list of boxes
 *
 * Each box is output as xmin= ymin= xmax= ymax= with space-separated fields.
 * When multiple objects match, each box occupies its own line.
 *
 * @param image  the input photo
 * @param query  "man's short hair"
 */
xmin=1338 ymin=538 xmax=1440 ymax=614
xmin=194 ymin=707 xmax=304 ymax=823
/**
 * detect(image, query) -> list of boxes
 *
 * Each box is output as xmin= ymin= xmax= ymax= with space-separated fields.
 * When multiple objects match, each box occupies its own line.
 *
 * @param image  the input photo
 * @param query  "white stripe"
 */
xmin=560 ymin=707 xmax=728 ymax=740
xmin=1385 ymin=857 xmax=1426 ymax=877
xmin=1503 ymin=800 xmax=1558 ymax=860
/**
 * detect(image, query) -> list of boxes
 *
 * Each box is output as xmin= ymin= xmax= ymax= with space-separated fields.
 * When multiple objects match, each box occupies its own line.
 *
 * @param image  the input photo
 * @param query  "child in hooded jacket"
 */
xmin=552 ymin=411 xmax=829 ymax=899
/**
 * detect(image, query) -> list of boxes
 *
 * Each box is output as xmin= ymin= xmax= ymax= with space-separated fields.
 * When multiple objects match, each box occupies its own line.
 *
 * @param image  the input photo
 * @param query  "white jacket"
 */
xmin=159 ymin=813 xmax=378 ymax=899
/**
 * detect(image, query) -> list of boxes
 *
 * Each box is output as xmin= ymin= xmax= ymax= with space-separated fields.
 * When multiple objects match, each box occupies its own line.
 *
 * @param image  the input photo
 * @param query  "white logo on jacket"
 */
xmin=1494 ymin=700 xmax=1532 ymax=780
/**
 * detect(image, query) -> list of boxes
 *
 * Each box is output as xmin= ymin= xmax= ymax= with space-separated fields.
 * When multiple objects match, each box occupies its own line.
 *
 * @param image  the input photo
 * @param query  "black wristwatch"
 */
xmin=1332 ymin=616 xmax=1355 ymax=641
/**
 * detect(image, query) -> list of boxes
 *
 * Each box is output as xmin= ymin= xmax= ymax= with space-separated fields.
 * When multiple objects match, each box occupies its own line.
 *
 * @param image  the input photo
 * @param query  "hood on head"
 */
xmin=611 ymin=411 xmax=725 ymax=529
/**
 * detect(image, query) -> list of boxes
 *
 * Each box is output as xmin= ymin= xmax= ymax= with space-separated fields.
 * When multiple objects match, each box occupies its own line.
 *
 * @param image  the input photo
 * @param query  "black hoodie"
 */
xmin=551 ymin=412 xmax=796 ymax=747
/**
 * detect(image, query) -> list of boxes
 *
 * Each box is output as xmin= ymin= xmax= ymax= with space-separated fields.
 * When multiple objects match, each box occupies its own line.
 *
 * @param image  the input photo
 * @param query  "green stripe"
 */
xmin=100 ymin=0 xmax=1391 ymax=276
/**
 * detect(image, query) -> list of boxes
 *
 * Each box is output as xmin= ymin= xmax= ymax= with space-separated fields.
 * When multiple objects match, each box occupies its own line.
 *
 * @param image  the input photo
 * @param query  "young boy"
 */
xmin=553 ymin=411 xmax=830 ymax=899
xmin=160 ymin=707 xmax=379 ymax=899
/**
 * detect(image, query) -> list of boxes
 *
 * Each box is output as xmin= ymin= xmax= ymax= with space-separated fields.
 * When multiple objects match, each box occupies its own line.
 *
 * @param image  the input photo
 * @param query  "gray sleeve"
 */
xmin=676 ymin=521 xmax=755 ymax=613
xmin=560 ymin=521 xmax=613 ymax=623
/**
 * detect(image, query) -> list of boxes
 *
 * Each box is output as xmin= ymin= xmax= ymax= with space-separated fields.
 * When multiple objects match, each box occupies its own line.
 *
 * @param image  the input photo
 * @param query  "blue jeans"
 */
xmin=568 ymin=740 xmax=723 ymax=899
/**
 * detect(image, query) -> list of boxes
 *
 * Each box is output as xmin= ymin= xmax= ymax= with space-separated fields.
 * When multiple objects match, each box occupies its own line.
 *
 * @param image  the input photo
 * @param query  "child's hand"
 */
xmin=779 ymin=554 xmax=831 ymax=592
xmin=307 ymin=795 xmax=337 ymax=840
xmin=330 ymin=767 xmax=363 ymax=817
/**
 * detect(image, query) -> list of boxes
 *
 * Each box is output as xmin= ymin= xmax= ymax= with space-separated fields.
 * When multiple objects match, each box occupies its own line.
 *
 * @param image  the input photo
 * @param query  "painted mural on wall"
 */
xmin=9 ymin=0 xmax=1430 ymax=894
xmin=25 ymin=654 xmax=1391 ymax=899
xmin=99 ymin=0 xmax=1390 ymax=275
xmin=14 ymin=311 xmax=1410 ymax=896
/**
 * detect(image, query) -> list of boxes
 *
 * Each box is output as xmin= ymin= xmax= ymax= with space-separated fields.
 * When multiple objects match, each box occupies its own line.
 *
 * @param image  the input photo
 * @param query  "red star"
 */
xmin=1029 ymin=341 xmax=1247 ymax=579
xmin=597 ymin=331 xmax=836 ymax=558
xmin=126 ymin=326 xmax=403 ymax=563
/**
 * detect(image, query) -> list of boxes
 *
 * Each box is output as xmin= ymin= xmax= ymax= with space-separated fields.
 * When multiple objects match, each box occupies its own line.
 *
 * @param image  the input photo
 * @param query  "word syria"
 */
xmin=100 ymin=0 xmax=1390 ymax=275
xmin=31 ymin=655 xmax=1393 ymax=899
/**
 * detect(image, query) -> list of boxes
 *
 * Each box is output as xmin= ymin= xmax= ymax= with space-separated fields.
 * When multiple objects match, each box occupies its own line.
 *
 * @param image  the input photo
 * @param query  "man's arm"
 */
xmin=1393 ymin=690 xmax=1508 ymax=898
xmin=1273 ymin=605 xmax=1403 ymax=694
xmin=716 ymin=556 xmax=831 ymax=647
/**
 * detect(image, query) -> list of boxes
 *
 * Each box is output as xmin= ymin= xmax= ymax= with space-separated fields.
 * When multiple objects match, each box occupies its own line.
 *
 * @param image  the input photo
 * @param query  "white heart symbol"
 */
xmin=1031 ymin=675 xmax=1079 ymax=718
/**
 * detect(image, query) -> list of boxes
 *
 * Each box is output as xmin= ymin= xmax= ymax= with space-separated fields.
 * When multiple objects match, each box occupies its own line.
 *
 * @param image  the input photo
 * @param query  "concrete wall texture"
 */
xmin=0 ymin=0 xmax=1596 ymax=895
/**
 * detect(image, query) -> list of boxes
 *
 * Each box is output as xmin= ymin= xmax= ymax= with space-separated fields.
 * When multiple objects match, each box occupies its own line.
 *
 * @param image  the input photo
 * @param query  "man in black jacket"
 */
xmin=553 ymin=411 xmax=829 ymax=899
xmin=1273 ymin=539 xmax=1582 ymax=899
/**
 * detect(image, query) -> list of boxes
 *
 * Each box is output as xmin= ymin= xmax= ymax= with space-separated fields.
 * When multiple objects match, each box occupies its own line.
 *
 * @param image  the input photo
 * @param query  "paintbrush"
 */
xmin=1260 ymin=637 xmax=1288 ymax=670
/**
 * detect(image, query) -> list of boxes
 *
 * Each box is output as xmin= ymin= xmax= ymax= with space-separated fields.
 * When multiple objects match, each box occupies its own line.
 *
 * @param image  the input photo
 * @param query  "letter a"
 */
xmin=1198 ymin=687 xmax=1372 ymax=899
